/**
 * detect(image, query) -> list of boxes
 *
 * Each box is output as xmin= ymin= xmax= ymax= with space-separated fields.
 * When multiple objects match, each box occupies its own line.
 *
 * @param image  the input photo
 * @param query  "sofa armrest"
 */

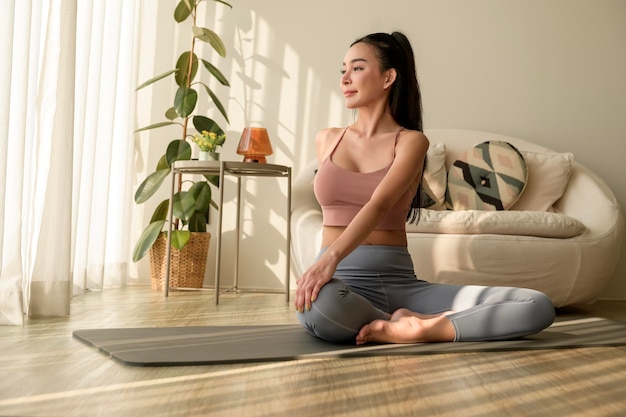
xmin=291 ymin=159 xmax=323 ymax=276
xmin=553 ymin=162 xmax=624 ymax=241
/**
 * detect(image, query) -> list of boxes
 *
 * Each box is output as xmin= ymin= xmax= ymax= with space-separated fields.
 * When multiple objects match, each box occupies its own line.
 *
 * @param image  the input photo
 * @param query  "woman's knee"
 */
xmin=528 ymin=289 xmax=556 ymax=331
xmin=296 ymin=279 xmax=357 ymax=342
xmin=306 ymin=278 xmax=352 ymax=316
xmin=505 ymin=287 xmax=555 ymax=333
xmin=296 ymin=278 xmax=386 ymax=343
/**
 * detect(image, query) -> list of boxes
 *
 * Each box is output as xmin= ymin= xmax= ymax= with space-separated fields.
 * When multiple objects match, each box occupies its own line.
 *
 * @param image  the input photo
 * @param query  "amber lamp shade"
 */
xmin=236 ymin=127 xmax=273 ymax=163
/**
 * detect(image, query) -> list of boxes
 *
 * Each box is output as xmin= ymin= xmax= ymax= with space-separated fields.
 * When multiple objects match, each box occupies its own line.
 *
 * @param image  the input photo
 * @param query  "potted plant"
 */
xmin=192 ymin=129 xmax=226 ymax=160
xmin=132 ymin=0 xmax=232 ymax=289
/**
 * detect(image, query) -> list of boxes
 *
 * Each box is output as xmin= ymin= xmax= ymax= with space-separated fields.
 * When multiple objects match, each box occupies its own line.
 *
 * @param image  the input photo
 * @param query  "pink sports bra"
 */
xmin=313 ymin=127 xmax=414 ymax=231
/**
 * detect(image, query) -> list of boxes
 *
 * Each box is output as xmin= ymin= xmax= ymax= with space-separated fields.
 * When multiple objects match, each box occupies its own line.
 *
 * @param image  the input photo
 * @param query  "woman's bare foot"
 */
xmin=356 ymin=314 xmax=456 ymax=345
xmin=390 ymin=308 xmax=453 ymax=321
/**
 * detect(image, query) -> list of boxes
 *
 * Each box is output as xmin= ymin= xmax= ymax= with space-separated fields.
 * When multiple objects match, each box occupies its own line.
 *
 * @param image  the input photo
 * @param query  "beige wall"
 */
xmin=132 ymin=0 xmax=626 ymax=299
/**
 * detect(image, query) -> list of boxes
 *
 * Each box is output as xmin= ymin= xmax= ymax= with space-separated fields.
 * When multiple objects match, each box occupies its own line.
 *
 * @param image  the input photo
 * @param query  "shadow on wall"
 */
xmin=190 ymin=2 xmax=358 ymax=290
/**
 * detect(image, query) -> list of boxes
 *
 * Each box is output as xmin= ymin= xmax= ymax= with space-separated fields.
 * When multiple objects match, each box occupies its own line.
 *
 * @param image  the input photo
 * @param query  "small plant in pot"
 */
xmin=192 ymin=129 xmax=226 ymax=160
xmin=132 ymin=0 xmax=232 ymax=288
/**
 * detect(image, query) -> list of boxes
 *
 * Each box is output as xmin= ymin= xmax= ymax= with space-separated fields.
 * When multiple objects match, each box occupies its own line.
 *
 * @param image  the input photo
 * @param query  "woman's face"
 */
xmin=340 ymin=42 xmax=388 ymax=109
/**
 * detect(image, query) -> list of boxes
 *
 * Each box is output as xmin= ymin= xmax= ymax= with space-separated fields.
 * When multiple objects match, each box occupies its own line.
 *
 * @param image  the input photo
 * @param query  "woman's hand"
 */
xmin=294 ymin=255 xmax=337 ymax=313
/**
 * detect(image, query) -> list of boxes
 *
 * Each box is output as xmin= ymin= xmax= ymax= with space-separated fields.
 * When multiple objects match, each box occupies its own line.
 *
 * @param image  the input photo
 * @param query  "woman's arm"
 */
xmin=325 ymin=130 xmax=428 ymax=260
xmin=294 ymin=130 xmax=429 ymax=312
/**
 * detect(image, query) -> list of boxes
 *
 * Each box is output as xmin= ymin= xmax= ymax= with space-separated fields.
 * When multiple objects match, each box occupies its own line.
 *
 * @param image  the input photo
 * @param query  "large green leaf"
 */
xmin=132 ymin=220 xmax=165 ymax=262
xmin=156 ymin=154 xmax=169 ymax=171
xmin=170 ymin=230 xmax=191 ymax=250
xmin=201 ymin=83 xmax=229 ymax=123
xmin=197 ymin=174 xmax=220 ymax=209
xmin=135 ymin=169 xmax=171 ymax=204
xmin=204 ymin=174 xmax=220 ymax=189
xmin=174 ymin=86 xmax=198 ymax=118
xmin=192 ymin=115 xmax=223 ymax=136
xmin=173 ymin=191 xmax=196 ymax=222
xmin=187 ymin=212 xmax=207 ymax=232
xmin=165 ymin=107 xmax=179 ymax=121
xmin=182 ymin=0 xmax=194 ymax=10
xmin=200 ymin=59 xmax=230 ymax=86
xmin=188 ymin=181 xmax=211 ymax=213
xmin=192 ymin=26 xmax=227 ymax=57
xmin=214 ymin=0 xmax=233 ymax=9
xmin=174 ymin=1 xmax=193 ymax=22
xmin=175 ymin=52 xmax=199 ymax=87
xmin=150 ymin=199 xmax=170 ymax=223
xmin=136 ymin=69 xmax=177 ymax=90
xmin=135 ymin=121 xmax=177 ymax=133
xmin=165 ymin=139 xmax=192 ymax=166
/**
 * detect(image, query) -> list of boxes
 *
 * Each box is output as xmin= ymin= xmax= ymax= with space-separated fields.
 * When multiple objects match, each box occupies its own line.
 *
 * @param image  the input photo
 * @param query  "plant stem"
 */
xmin=175 ymin=5 xmax=199 ymax=231
xmin=181 ymin=8 xmax=197 ymax=143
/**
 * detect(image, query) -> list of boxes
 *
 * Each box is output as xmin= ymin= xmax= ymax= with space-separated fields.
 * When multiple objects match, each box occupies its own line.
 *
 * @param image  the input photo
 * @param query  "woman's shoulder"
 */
xmin=316 ymin=127 xmax=346 ymax=141
xmin=398 ymin=128 xmax=429 ymax=150
xmin=316 ymin=127 xmax=346 ymax=148
xmin=315 ymin=127 xmax=348 ymax=162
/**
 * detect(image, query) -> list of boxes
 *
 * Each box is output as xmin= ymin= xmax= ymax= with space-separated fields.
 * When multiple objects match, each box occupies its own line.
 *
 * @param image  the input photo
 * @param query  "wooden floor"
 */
xmin=1 ymin=287 xmax=625 ymax=417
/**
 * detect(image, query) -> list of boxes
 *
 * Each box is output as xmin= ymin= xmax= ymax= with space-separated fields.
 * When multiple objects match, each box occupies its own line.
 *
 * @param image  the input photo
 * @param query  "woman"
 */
xmin=295 ymin=32 xmax=555 ymax=345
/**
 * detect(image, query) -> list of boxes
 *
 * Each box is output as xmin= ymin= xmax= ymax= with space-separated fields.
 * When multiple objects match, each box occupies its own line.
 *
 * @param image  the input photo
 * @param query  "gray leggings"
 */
xmin=296 ymin=245 xmax=555 ymax=343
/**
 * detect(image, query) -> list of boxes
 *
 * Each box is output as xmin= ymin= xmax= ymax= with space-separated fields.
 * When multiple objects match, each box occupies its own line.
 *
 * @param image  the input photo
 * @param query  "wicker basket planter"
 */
xmin=149 ymin=232 xmax=211 ymax=291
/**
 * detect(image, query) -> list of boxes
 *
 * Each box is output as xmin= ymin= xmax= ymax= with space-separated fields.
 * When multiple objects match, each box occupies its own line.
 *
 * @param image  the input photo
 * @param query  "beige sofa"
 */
xmin=290 ymin=129 xmax=624 ymax=307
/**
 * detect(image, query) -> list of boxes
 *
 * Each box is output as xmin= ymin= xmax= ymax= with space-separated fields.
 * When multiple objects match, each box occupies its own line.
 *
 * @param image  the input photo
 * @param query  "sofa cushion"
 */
xmin=446 ymin=141 xmax=527 ymax=211
xmin=421 ymin=143 xmax=447 ymax=210
xmin=406 ymin=209 xmax=585 ymax=238
xmin=510 ymin=151 xmax=574 ymax=211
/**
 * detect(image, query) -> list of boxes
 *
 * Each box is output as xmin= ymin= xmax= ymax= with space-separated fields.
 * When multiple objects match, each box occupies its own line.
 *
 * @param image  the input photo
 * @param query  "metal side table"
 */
xmin=164 ymin=160 xmax=291 ymax=304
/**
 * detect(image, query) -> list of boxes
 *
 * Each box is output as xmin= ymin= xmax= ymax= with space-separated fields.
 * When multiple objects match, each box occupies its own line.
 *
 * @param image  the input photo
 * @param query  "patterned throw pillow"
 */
xmin=446 ymin=141 xmax=527 ymax=211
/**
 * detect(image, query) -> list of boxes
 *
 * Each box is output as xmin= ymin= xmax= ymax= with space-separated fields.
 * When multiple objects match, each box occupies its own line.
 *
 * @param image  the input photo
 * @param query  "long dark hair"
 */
xmin=351 ymin=32 xmax=425 ymax=223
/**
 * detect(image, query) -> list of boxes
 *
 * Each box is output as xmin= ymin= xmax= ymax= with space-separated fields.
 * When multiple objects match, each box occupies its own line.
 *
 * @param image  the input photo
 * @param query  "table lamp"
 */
xmin=236 ymin=127 xmax=273 ymax=163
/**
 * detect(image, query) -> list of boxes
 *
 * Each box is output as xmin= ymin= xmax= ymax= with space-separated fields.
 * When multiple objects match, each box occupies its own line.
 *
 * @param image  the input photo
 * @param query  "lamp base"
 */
xmin=240 ymin=155 xmax=267 ymax=163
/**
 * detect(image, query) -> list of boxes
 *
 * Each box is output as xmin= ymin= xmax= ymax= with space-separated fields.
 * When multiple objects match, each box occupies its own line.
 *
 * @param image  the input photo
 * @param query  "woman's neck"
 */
xmin=351 ymin=109 xmax=398 ymax=139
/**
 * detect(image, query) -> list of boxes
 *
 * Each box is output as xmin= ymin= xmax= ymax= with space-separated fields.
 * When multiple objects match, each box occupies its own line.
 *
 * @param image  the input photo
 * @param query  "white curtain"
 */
xmin=0 ymin=0 xmax=138 ymax=325
xmin=71 ymin=1 xmax=138 ymax=292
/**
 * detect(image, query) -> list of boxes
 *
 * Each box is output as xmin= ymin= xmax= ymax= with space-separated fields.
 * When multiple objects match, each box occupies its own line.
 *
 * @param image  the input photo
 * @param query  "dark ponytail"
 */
xmin=351 ymin=31 xmax=425 ymax=223
xmin=351 ymin=32 xmax=423 ymax=131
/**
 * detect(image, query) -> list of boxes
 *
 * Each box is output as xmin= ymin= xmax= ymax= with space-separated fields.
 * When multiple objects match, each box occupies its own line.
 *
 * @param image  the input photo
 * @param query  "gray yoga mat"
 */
xmin=73 ymin=317 xmax=626 ymax=367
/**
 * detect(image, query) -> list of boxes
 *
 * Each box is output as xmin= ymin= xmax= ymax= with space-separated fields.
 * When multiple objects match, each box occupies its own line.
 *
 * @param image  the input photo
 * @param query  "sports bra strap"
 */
xmin=392 ymin=128 xmax=404 ymax=158
xmin=326 ymin=127 xmax=349 ymax=161
xmin=327 ymin=126 xmax=404 ymax=160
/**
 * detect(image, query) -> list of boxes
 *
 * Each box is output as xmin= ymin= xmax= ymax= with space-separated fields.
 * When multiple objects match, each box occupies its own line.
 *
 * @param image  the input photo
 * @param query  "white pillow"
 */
xmin=407 ymin=209 xmax=585 ymax=238
xmin=421 ymin=143 xmax=447 ymax=210
xmin=510 ymin=151 xmax=574 ymax=211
